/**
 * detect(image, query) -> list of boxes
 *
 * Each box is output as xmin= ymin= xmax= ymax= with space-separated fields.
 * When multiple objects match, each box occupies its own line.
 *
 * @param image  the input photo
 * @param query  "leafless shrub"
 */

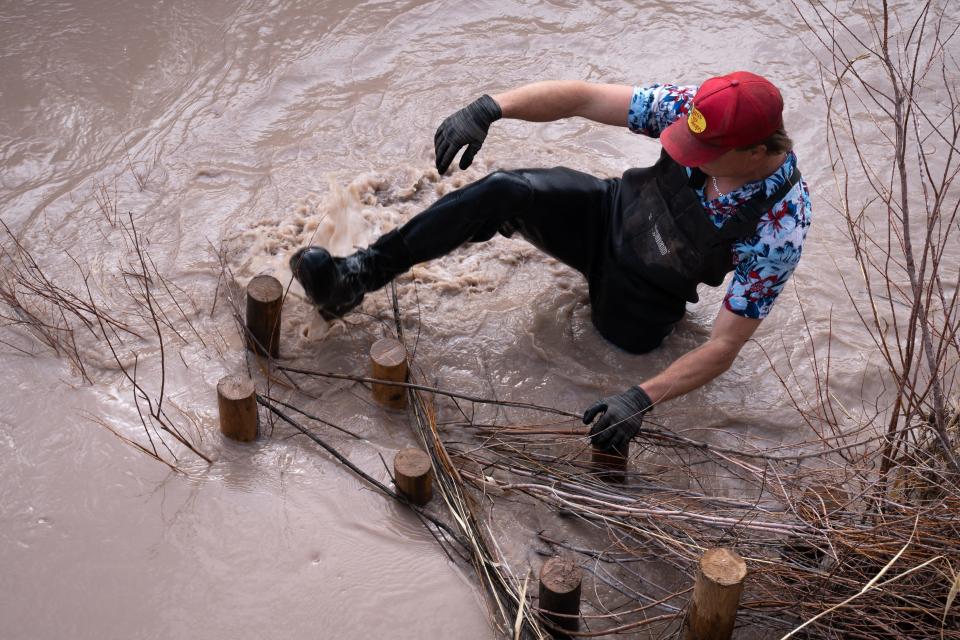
xmin=0 ymin=209 xmax=211 ymax=468
xmin=92 ymin=179 xmax=119 ymax=227
xmin=796 ymin=0 xmax=960 ymax=478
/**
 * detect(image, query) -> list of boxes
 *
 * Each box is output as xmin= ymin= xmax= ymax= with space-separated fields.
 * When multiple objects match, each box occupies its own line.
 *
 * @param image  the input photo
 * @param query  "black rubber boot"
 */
xmin=289 ymin=230 xmax=412 ymax=319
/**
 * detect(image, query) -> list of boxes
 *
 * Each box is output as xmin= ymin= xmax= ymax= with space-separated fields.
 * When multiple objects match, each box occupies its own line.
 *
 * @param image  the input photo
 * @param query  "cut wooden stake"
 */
xmin=370 ymin=337 xmax=408 ymax=409
xmin=217 ymin=375 xmax=258 ymax=442
xmin=685 ymin=547 xmax=747 ymax=640
xmin=246 ymin=275 xmax=283 ymax=358
xmin=393 ymin=448 xmax=433 ymax=506
xmin=591 ymin=442 xmax=628 ymax=482
xmin=538 ymin=556 xmax=581 ymax=638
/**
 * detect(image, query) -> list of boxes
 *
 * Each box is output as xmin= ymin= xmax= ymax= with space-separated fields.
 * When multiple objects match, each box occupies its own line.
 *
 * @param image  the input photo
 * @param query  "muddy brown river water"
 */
xmin=0 ymin=1 xmax=919 ymax=638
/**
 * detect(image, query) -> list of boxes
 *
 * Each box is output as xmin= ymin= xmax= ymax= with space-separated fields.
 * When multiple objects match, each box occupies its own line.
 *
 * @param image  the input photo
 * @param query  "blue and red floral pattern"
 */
xmin=627 ymin=84 xmax=812 ymax=320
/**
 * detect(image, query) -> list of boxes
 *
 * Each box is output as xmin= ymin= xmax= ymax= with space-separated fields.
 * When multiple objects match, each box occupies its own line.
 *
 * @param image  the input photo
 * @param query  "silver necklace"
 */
xmin=711 ymin=175 xmax=728 ymax=198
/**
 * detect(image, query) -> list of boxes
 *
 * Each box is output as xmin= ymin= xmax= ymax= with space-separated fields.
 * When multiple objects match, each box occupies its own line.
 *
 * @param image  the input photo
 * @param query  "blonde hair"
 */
xmin=738 ymin=128 xmax=793 ymax=155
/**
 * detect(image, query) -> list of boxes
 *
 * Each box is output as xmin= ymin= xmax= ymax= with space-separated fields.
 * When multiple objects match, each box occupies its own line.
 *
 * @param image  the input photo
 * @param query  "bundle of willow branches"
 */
xmin=266 ymin=331 xmax=957 ymax=639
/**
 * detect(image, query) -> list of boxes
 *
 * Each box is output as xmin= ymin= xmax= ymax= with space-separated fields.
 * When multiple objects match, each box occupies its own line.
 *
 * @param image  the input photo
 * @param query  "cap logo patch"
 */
xmin=688 ymin=108 xmax=706 ymax=134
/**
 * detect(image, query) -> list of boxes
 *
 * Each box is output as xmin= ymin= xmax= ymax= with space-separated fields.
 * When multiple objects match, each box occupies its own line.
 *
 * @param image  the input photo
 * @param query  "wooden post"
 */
xmin=685 ymin=547 xmax=747 ymax=640
xmin=370 ymin=337 xmax=408 ymax=409
xmin=591 ymin=442 xmax=628 ymax=482
xmin=538 ymin=556 xmax=581 ymax=638
xmin=217 ymin=375 xmax=258 ymax=442
xmin=393 ymin=448 xmax=433 ymax=506
xmin=246 ymin=275 xmax=283 ymax=358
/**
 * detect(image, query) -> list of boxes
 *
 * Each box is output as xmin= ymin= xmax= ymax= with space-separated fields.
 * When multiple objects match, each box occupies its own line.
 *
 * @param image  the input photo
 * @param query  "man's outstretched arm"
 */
xmin=434 ymin=82 xmax=633 ymax=173
xmin=493 ymin=81 xmax=634 ymax=126
xmin=584 ymin=307 xmax=761 ymax=450
xmin=640 ymin=307 xmax=761 ymax=405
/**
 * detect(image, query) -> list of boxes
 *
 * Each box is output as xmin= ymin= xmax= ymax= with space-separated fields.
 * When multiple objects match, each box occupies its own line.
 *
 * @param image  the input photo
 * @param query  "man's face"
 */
xmin=696 ymin=146 xmax=768 ymax=177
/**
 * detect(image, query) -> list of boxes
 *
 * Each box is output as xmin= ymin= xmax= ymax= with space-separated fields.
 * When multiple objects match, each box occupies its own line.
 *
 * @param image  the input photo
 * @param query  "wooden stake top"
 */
xmin=371 ymin=337 xmax=406 ymax=368
xmin=700 ymin=548 xmax=747 ymax=586
xmin=394 ymin=448 xmax=431 ymax=477
xmin=540 ymin=557 xmax=581 ymax=595
xmin=217 ymin=375 xmax=255 ymax=400
xmin=248 ymin=274 xmax=283 ymax=303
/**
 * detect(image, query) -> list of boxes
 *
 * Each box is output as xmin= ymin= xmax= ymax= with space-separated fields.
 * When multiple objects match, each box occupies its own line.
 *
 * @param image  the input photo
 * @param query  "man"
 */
xmin=289 ymin=72 xmax=812 ymax=454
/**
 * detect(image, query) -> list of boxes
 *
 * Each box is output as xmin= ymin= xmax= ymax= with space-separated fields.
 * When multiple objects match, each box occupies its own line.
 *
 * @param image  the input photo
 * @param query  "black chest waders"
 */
xmin=590 ymin=150 xmax=801 ymax=351
xmin=390 ymin=152 xmax=800 ymax=354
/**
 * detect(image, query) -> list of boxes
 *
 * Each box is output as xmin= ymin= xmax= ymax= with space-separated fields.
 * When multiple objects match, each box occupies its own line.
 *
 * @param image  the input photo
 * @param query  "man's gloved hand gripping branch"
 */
xmin=582 ymin=386 xmax=654 ymax=452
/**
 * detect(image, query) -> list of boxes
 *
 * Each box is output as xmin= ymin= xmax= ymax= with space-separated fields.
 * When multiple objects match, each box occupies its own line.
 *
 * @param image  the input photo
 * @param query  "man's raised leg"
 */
xmin=290 ymin=167 xmax=614 ymax=318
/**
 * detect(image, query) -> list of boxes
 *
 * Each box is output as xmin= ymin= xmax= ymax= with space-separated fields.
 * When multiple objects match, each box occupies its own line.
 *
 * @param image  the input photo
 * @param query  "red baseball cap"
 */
xmin=660 ymin=71 xmax=784 ymax=167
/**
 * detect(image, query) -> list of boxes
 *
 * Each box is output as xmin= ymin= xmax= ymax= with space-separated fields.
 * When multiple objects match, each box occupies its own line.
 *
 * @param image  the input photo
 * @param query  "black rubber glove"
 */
xmin=582 ymin=386 xmax=653 ymax=452
xmin=434 ymin=94 xmax=502 ymax=174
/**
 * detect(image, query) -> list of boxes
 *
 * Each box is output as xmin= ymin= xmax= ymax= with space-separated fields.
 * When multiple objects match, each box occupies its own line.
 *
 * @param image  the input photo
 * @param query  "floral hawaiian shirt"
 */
xmin=627 ymin=83 xmax=812 ymax=319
